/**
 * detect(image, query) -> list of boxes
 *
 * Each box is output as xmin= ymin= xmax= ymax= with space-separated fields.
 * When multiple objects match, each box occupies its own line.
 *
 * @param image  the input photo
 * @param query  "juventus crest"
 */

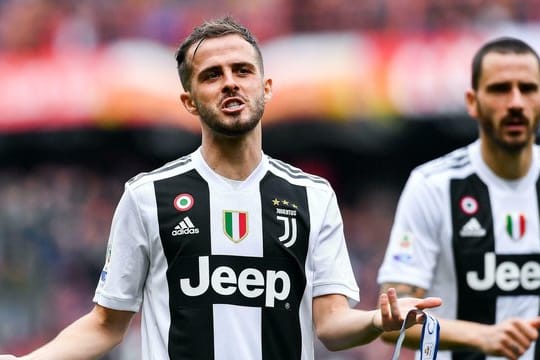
xmin=272 ymin=198 xmax=298 ymax=248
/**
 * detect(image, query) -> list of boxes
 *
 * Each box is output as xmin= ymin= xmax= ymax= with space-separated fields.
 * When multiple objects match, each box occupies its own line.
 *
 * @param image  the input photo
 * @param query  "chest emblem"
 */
xmin=459 ymin=195 xmax=479 ymax=215
xmin=174 ymin=193 xmax=194 ymax=212
xmin=273 ymin=198 xmax=298 ymax=248
xmin=505 ymin=212 xmax=526 ymax=241
xmin=223 ymin=210 xmax=248 ymax=243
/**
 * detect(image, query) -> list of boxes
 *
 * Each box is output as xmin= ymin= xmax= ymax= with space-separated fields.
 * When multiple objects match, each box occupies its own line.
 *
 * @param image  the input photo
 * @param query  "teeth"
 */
xmin=226 ymin=101 xmax=241 ymax=109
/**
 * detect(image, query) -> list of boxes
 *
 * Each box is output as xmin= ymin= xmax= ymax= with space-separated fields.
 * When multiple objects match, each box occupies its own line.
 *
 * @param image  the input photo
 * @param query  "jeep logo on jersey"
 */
xmin=466 ymin=252 xmax=540 ymax=294
xmin=180 ymin=256 xmax=291 ymax=307
xmin=223 ymin=210 xmax=248 ymax=243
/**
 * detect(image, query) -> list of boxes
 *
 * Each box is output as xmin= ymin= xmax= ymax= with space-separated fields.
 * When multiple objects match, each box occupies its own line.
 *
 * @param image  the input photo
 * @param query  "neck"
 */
xmin=480 ymin=139 xmax=533 ymax=180
xmin=200 ymin=129 xmax=262 ymax=181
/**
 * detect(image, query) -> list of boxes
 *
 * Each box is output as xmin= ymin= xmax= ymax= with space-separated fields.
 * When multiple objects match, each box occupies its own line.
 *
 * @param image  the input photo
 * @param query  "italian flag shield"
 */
xmin=505 ymin=212 xmax=526 ymax=241
xmin=224 ymin=210 xmax=248 ymax=243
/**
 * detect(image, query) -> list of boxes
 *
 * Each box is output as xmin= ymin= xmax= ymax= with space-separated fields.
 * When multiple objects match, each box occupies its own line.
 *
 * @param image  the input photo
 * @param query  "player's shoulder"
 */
xmin=413 ymin=144 xmax=473 ymax=180
xmin=266 ymin=156 xmax=332 ymax=191
xmin=126 ymin=153 xmax=195 ymax=189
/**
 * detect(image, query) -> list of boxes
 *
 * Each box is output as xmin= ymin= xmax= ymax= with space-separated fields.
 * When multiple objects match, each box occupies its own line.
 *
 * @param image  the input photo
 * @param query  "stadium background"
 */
xmin=1 ymin=0 xmax=539 ymax=359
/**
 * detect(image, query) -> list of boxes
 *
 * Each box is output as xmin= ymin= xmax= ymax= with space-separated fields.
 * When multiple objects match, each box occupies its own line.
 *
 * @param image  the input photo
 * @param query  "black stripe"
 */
xmin=451 ymin=174 xmax=493 ymax=360
xmin=155 ymin=169 xmax=213 ymax=360
xmin=260 ymin=172 xmax=310 ymax=360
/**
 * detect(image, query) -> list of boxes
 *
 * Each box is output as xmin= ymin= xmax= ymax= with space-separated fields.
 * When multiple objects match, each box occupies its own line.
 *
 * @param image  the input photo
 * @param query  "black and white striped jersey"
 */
xmin=378 ymin=140 xmax=540 ymax=360
xmin=93 ymin=148 xmax=359 ymax=360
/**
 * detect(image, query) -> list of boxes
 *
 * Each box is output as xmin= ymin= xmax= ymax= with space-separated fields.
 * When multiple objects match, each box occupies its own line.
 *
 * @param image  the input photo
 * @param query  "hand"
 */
xmin=373 ymin=287 xmax=442 ymax=332
xmin=477 ymin=317 xmax=540 ymax=360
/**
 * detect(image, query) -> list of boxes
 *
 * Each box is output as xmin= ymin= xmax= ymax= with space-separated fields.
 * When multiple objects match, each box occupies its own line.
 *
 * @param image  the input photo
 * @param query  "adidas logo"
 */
xmin=172 ymin=216 xmax=200 ymax=236
xmin=459 ymin=217 xmax=486 ymax=237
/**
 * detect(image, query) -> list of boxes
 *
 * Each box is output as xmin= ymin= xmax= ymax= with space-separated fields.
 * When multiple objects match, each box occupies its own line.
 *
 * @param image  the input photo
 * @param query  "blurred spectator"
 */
xmin=0 ymin=163 xmax=125 ymax=353
xmin=0 ymin=0 xmax=537 ymax=52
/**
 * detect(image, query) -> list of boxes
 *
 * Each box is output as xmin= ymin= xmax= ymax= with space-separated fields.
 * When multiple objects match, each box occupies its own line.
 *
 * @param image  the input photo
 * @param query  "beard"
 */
xmin=195 ymin=94 xmax=266 ymax=137
xmin=477 ymin=103 xmax=538 ymax=153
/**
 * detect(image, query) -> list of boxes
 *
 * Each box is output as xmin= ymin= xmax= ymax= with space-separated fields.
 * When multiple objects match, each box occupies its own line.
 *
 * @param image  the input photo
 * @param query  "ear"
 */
xmin=465 ymin=89 xmax=478 ymax=119
xmin=180 ymin=92 xmax=199 ymax=115
xmin=263 ymin=78 xmax=273 ymax=103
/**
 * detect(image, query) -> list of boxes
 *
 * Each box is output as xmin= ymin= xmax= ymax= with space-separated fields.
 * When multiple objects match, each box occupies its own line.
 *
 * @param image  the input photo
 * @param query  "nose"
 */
xmin=221 ymin=70 xmax=239 ymax=93
xmin=508 ymin=86 xmax=525 ymax=109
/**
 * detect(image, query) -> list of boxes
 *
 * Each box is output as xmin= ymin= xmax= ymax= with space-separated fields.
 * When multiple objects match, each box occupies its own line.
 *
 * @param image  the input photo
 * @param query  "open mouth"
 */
xmin=221 ymin=98 xmax=245 ymax=113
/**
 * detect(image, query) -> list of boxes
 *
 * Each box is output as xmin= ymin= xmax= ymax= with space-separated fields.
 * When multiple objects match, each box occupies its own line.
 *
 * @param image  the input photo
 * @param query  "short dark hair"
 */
xmin=471 ymin=37 xmax=540 ymax=90
xmin=175 ymin=16 xmax=264 ymax=91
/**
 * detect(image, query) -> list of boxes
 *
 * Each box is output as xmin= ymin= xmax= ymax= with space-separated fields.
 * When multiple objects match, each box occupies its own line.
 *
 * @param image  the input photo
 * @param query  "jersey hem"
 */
xmin=93 ymin=292 xmax=142 ymax=312
xmin=313 ymin=284 xmax=360 ymax=306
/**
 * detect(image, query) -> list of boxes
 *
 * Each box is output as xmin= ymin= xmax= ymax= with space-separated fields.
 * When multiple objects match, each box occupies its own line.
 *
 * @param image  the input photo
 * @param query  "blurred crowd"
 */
xmin=1 ymin=0 xmax=540 ymax=52
xmin=0 ymin=158 xmax=406 ymax=359
xmin=0 ymin=163 xmax=127 ymax=356
xmin=1 ymin=0 xmax=539 ymax=358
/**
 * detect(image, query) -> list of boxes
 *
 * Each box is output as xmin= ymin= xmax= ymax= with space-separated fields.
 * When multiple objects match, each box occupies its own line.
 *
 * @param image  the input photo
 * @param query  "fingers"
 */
xmin=529 ymin=316 xmax=540 ymax=330
xmin=492 ymin=319 xmax=540 ymax=359
xmin=505 ymin=319 xmax=539 ymax=355
xmin=378 ymin=287 xmax=442 ymax=332
xmin=414 ymin=297 xmax=442 ymax=310
xmin=379 ymin=288 xmax=425 ymax=331
xmin=387 ymin=288 xmax=401 ymax=322
xmin=500 ymin=339 xmax=523 ymax=360
xmin=378 ymin=289 xmax=403 ymax=331
xmin=379 ymin=292 xmax=389 ymax=319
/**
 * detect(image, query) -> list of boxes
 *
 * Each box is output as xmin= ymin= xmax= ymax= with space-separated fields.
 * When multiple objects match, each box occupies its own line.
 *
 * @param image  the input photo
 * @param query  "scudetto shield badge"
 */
xmin=223 ymin=210 xmax=248 ymax=243
xmin=505 ymin=212 xmax=526 ymax=241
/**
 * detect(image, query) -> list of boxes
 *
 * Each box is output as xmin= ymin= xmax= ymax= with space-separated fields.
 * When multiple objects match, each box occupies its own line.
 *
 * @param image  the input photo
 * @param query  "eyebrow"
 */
xmin=198 ymin=62 xmax=255 ymax=74
xmin=485 ymin=80 xmax=539 ymax=91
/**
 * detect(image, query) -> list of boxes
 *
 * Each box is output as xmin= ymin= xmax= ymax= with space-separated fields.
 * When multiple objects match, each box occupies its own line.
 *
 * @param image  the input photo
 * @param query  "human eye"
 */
xmin=519 ymin=83 xmax=538 ymax=94
xmin=236 ymin=64 xmax=255 ymax=76
xmin=200 ymin=68 xmax=221 ymax=81
xmin=205 ymin=70 xmax=220 ymax=80
xmin=486 ymin=83 xmax=511 ymax=94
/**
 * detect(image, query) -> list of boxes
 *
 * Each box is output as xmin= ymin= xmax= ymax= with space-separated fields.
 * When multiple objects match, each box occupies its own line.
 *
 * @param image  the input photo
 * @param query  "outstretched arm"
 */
xmin=313 ymin=287 xmax=441 ymax=351
xmin=0 ymin=305 xmax=134 ymax=360
xmin=379 ymin=283 xmax=540 ymax=360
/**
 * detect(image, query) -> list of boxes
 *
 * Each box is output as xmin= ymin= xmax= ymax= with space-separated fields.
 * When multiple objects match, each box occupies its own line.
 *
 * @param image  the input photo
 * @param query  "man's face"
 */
xmin=467 ymin=52 xmax=540 ymax=152
xmin=180 ymin=34 xmax=272 ymax=137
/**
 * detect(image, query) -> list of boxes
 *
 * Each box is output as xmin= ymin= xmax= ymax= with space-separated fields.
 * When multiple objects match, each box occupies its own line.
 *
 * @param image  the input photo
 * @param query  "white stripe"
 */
xmin=184 ymin=216 xmax=194 ymax=228
xmin=232 ymin=212 xmax=241 ymax=240
xmin=214 ymin=305 xmax=261 ymax=360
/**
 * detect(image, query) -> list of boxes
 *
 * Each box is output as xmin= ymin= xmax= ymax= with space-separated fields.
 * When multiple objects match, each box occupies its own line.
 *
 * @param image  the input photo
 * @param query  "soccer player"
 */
xmin=377 ymin=37 xmax=540 ymax=360
xmin=0 ymin=17 xmax=441 ymax=360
